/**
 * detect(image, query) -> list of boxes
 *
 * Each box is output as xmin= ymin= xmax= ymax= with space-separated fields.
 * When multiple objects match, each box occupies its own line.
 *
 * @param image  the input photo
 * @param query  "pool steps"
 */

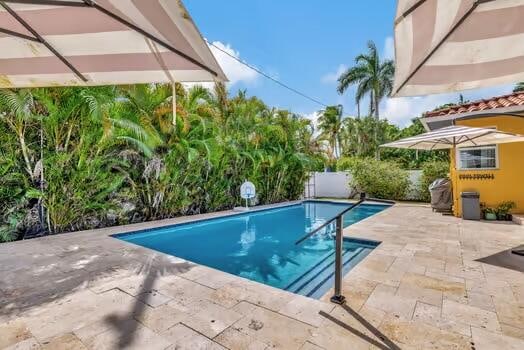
xmin=285 ymin=244 xmax=371 ymax=298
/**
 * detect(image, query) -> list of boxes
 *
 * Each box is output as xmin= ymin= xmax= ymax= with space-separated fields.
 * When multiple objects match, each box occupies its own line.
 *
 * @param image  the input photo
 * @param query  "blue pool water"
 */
xmin=114 ymin=201 xmax=389 ymax=298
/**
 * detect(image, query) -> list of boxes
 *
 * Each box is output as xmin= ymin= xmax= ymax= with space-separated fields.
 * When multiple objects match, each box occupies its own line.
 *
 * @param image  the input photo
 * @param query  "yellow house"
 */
xmin=421 ymin=91 xmax=524 ymax=217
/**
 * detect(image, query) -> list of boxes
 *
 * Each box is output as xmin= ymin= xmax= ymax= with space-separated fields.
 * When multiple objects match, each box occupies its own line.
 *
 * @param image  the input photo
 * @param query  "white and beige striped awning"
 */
xmin=393 ymin=0 xmax=524 ymax=97
xmin=0 ymin=0 xmax=227 ymax=88
xmin=381 ymin=125 xmax=524 ymax=150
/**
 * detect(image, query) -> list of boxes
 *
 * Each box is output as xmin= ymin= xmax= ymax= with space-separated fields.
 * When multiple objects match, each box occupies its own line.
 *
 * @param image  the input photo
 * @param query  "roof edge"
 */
xmin=424 ymin=91 xmax=524 ymax=119
xmin=422 ymin=104 xmax=524 ymax=124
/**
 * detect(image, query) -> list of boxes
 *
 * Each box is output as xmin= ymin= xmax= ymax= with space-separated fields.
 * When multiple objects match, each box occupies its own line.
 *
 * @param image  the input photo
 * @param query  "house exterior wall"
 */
xmin=451 ymin=116 xmax=524 ymax=216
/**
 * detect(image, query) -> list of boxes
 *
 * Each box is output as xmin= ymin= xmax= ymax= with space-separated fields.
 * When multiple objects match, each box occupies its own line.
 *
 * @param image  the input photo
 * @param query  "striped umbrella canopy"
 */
xmin=381 ymin=125 xmax=524 ymax=150
xmin=393 ymin=0 xmax=524 ymax=97
xmin=0 ymin=0 xmax=227 ymax=88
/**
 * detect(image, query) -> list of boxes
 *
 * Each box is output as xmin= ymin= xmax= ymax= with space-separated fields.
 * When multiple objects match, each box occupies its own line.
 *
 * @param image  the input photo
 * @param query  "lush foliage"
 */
xmin=338 ymin=157 xmax=410 ymax=200
xmin=323 ymin=115 xmax=448 ymax=169
xmin=0 ymin=84 xmax=323 ymax=242
xmin=496 ymin=201 xmax=516 ymax=216
xmin=418 ymin=161 xmax=450 ymax=202
xmin=317 ymin=105 xmax=343 ymax=162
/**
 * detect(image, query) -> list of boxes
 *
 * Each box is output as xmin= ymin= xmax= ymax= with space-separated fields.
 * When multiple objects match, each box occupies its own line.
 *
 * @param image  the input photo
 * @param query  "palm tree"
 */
xmin=317 ymin=105 xmax=343 ymax=159
xmin=0 ymin=83 xmax=321 ymax=240
xmin=0 ymin=89 xmax=37 ymax=179
xmin=337 ymin=40 xmax=394 ymax=119
xmin=337 ymin=41 xmax=394 ymax=158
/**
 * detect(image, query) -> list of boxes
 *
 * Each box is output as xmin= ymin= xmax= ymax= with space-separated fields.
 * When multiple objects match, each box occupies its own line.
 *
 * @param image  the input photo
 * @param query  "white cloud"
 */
xmin=208 ymin=41 xmax=259 ymax=86
xmin=382 ymin=84 xmax=514 ymax=127
xmin=382 ymin=94 xmax=450 ymax=126
xmin=303 ymin=111 xmax=321 ymax=125
xmin=383 ymin=36 xmax=395 ymax=60
xmin=183 ymin=41 xmax=259 ymax=90
xmin=302 ymin=111 xmax=322 ymax=135
xmin=321 ymin=64 xmax=348 ymax=84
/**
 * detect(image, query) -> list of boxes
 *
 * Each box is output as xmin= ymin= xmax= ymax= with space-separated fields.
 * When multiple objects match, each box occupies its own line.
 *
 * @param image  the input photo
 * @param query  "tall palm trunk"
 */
xmin=369 ymin=94 xmax=374 ymax=117
xmin=18 ymin=130 xmax=33 ymax=178
xmin=331 ymin=136 xmax=338 ymax=159
xmin=372 ymin=89 xmax=380 ymax=159
xmin=374 ymin=91 xmax=380 ymax=120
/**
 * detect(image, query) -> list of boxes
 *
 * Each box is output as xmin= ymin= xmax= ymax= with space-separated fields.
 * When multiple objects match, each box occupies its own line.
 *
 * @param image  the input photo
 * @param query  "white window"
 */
xmin=457 ymin=145 xmax=498 ymax=170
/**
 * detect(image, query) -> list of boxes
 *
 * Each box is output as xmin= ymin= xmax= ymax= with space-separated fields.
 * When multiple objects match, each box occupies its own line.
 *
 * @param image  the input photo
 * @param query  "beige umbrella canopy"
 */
xmin=381 ymin=125 xmax=524 ymax=150
xmin=0 ymin=0 xmax=227 ymax=88
xmin=393 ymin=0 xmax=524 ymax=97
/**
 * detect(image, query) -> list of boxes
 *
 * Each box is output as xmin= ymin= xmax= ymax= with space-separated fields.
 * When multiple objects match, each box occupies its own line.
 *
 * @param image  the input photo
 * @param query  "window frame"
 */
xmin=456 ymin=144 xmax=499 ymax=171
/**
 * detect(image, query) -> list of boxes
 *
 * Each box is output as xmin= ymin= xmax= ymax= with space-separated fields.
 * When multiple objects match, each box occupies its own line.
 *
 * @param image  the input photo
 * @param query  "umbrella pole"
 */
xmin=451 ymin=145 xmax=459 ymax=217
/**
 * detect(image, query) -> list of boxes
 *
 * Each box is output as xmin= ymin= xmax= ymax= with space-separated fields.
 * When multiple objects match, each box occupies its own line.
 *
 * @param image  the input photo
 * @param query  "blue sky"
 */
xmin=185 ymin=1 xmax=515 ymax=126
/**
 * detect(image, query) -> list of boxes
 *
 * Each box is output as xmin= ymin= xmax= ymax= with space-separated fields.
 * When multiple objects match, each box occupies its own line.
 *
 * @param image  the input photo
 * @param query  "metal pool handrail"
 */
xmin=295 ymin=194 xmax=394 ymax=304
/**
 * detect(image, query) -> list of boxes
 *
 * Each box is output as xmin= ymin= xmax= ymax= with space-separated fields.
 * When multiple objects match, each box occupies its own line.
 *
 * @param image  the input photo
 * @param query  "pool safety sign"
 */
xmin=240 ymin=181 xmax=256 ymax=200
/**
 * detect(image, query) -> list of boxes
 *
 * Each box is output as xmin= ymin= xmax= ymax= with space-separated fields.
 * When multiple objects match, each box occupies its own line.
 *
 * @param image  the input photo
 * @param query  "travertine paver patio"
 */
xmin=1 ymin=202 xmax=524 ymax=349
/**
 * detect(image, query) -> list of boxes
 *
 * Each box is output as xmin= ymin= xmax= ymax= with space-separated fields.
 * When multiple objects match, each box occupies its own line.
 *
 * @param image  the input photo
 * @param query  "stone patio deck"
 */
xmin=1 ymin=203 xmax=524 ymax=349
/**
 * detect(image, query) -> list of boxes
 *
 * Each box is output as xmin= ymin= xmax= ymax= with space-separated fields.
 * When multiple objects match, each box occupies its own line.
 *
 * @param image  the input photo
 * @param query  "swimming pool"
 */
xmin=114 ymin=201 xmax=389 ymax=298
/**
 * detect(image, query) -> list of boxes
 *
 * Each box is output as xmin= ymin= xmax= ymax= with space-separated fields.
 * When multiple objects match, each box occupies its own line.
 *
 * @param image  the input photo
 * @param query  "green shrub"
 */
xmin=336 ymin=157 xmax=358 ymax=171
xmin=419 ymin=161 xmax=449 ymax=202
xmin=0 ymin=85 xmax=319 ymax=240
xmin=347 ymin=158 xmax=410 ymax=200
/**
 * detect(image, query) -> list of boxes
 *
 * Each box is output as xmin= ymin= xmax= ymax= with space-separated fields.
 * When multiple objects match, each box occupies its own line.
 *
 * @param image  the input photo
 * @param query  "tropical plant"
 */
xmin=0 ymin=83 xmax=321 ymax=242
xmin=317 ymin=105 xmax=343 ymax=160
xmin=339 ymin=116 xmax=390 ymax=158
xmin=337 ymin=40 xmax=394 ymax=120
xmin=496 ymin=201 xmax=516 ymax=220
xmin=0 ymin=89 xmax=38 ymax=179
xmin=337 ymin=41 xmax=394 ymax=158
xmin=344 ymin=157 xmax=410 ymax=200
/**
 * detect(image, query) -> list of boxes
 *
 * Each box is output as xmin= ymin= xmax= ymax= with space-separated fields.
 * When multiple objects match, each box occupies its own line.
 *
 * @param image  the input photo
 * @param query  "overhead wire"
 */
xmin=207 ymin=40 xmax=329 ymax=108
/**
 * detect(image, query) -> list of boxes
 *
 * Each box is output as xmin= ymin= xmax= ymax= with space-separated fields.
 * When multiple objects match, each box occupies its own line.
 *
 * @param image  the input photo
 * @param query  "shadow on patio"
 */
xmin=0 ymin=239 xmax=195 ymax=323
xmin=102 ymin=260 xmax=186 ymax=348
xmin=319 ymin=304 xmax=401 ymax=350
xmin=476 ymin=245 xmax=524 ymax=273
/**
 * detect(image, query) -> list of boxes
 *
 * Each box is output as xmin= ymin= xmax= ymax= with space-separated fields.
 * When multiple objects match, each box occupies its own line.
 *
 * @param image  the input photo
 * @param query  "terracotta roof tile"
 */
xmin=424 ymin=91 xmax=524 ymax=118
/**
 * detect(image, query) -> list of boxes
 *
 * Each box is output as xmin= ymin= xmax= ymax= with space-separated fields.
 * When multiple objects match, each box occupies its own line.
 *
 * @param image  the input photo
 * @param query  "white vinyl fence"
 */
xmin=304 ymin=170 xmax=423 ymax=200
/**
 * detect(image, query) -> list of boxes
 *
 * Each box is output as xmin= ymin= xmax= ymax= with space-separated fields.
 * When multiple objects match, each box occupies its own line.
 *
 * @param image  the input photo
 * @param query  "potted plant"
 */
xmin=483 ymin=206 xmax=498 ymax=221
xmin=496 ymin=201 xmax=516 ymax=221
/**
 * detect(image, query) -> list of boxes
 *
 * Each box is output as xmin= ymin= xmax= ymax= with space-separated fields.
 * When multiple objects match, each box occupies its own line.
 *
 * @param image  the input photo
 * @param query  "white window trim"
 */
xmin=456 ymin=144 xmax=499 ymax=171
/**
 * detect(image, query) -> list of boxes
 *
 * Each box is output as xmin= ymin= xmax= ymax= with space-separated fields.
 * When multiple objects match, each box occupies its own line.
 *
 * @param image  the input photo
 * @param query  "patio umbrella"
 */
xmin=380 ymin=125 xmax=524 ymax=150
xmin=0 ymin=0 xmax=227 ymax=87
xmin=392 ymin=0 xmax=524 ymax=97
xmin=381 ymin=125 xmax=524 ymax=216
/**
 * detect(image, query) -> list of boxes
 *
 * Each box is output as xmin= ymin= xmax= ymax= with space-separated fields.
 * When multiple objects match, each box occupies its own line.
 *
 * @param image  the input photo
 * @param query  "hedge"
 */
xmin=340 ymin=157 xmax=410 ymax=201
